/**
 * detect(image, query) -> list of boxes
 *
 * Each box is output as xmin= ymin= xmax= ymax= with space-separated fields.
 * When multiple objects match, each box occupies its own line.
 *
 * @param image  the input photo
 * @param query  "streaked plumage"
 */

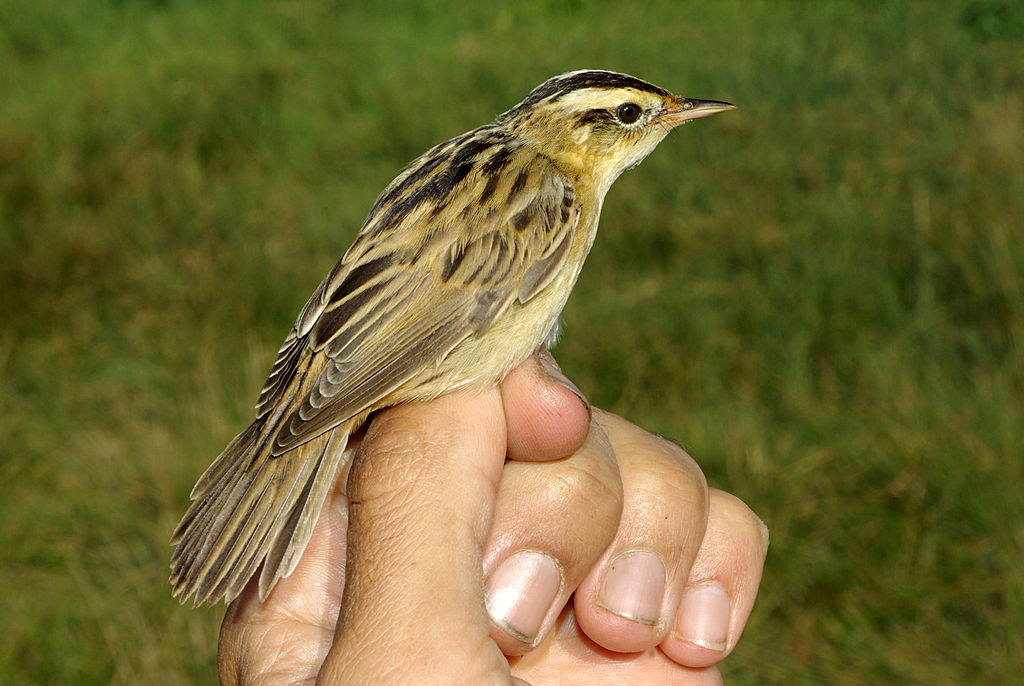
xmin=170 ymin=70 xmax=733 ymax=606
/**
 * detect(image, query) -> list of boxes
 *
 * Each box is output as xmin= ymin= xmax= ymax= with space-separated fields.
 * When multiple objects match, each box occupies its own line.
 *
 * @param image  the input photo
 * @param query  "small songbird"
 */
xmin=170 ymin=70 xmax=733 ymax=606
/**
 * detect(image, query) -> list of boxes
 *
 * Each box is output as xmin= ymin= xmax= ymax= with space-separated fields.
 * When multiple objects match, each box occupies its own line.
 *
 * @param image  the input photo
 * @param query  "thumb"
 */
xmin=317 ymin=388 xmax=519 ymax=685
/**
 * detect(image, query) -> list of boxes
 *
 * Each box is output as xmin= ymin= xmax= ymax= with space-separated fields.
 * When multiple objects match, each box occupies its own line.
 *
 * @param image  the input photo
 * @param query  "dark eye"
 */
xmin=616 ymin=103 xmax=642 ymax=124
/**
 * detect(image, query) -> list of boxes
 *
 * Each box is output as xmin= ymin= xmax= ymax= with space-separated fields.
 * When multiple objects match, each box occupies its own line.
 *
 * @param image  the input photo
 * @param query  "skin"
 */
xmin=218 ymin=353 xmax=768 ymax=685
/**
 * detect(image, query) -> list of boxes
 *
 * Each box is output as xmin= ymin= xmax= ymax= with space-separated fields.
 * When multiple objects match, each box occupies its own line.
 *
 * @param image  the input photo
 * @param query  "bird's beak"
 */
xmin=660 ymin=97 xmax=735 ymax=128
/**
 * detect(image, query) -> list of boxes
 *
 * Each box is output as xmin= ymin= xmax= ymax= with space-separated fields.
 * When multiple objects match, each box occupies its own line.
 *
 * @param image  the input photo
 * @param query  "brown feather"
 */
xmin=171 ymin=70 xmax=730 ymax=605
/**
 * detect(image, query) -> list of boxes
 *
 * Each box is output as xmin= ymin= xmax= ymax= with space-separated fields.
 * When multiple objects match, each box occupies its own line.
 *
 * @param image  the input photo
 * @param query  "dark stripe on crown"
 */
xmin=501 ymin=71 xmax=670 ymax=121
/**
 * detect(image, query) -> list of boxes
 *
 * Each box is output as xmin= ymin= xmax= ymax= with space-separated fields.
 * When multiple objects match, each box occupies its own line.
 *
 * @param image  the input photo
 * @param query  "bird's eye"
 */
xmin=616 ymin=103 xmax=642 ymax=124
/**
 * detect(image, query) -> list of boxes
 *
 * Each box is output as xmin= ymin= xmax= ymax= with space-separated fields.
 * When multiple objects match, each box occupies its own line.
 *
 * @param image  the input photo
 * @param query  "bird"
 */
xmin=170 ymin=69 xmax=733 ymax=606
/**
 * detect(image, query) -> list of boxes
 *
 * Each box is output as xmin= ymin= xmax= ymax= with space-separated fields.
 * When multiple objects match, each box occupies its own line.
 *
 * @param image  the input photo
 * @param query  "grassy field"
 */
xmin=2 ymin=1 xmax=1022 ymax=683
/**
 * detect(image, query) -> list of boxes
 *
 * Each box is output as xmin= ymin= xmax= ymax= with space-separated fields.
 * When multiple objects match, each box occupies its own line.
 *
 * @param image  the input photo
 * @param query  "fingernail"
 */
xmin=536 ymin=348 xmax=590 ymax=417
xmin=597 ymin=550 xmax=666 ymax=625
xmin=485 ymin=551 xmax=562 ymax=644
xmin=674 ymin=583 xmax=731 ymax=651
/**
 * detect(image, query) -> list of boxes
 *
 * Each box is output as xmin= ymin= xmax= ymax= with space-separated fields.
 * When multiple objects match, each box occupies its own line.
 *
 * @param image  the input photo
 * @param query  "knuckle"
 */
xmin=517 ymin=447 xmax=623 ymax=528
xmin=708 ymin=489 xmax=770 ymax=554
xmin=555 ymin=456 xmax=625 ymax=516
xmin=593 ymin=408 xmax=708 ymax=499
xmin=349 ymin=411 xmax=448 ymax=503
xmin=632 ymin=436 xmax=709 ymax=517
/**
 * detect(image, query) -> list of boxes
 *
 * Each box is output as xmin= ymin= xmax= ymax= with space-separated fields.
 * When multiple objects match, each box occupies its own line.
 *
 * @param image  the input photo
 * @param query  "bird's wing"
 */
xmin=172 ymin=144 xmax=581 ymax=606
xmin=257 ymin=157 xmax=580 ymax=455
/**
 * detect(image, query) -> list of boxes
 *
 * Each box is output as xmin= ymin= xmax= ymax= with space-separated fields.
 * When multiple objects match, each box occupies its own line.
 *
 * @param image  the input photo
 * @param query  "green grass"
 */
xmin=1 ymin=1 xmax=1022 ymax=683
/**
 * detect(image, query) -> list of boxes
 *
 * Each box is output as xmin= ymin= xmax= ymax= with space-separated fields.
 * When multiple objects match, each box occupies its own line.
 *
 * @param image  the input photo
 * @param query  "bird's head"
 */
xmin=499 ymin=70 xmax=733 ymax=192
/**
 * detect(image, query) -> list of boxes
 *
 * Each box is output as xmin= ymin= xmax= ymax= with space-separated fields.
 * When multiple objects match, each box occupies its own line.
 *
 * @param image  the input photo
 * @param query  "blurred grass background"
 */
xmin=1 ymin=0 xmax=1022 ymax=683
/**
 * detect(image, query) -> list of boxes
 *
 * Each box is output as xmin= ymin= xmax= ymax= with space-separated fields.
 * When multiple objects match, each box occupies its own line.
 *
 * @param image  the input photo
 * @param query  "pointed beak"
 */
xmin=659 ymin=97 xmax=735 ymax=128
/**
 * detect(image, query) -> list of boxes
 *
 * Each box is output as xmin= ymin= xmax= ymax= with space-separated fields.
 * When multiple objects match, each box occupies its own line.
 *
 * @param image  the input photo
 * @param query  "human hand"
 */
xmin=217 ymin=352 xmax=768 ymax=685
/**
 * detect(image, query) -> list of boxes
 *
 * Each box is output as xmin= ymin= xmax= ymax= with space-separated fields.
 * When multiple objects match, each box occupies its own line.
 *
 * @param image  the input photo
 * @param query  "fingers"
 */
xmin=218 ymin=351 xmax=768 ymax=684
xmin=660 ymin=489 xmax=769 ymax=668
xmin=514 ymin=606 xmax=725 ymax=686
xmin=483 ymin=419 xmax=622 ymax=654
xmin=484 ymin=353 xmax=621 ymax=655
xmin=317 ymin=389 xmax=513 ymax=684
xmin=573 ymin=410 xmax=710 ymax=653
xmin=501 ymin=348 xmax=591 ymax=462
xmin=489 ymin=354 xmax=768 ymax=668
xmin=568 ymin=410 xmax=769 ymax=664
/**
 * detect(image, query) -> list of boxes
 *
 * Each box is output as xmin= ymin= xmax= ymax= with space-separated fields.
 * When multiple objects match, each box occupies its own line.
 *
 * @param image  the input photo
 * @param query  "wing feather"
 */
xmin=268 ymin=157 xmax=579 ymax=454
xmin=172 ymin=128 xmax=583 ymax=605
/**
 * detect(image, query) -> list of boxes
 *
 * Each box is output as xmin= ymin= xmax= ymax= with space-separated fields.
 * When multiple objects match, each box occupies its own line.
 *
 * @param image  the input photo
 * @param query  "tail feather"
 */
xmin=170 ymin=418 xmax=353 ymax=606
xmin=171 ymin=424 xmax=260 ymax=544
xmin=260 ymin=427 xmax=350 ymax=599
xmin=197 ymin=421 xmax=263 ymax=499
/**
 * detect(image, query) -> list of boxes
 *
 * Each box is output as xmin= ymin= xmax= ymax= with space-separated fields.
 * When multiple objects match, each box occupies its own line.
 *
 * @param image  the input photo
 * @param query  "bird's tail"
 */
xmin=169 ymin=418 xmax=353 ymax=606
